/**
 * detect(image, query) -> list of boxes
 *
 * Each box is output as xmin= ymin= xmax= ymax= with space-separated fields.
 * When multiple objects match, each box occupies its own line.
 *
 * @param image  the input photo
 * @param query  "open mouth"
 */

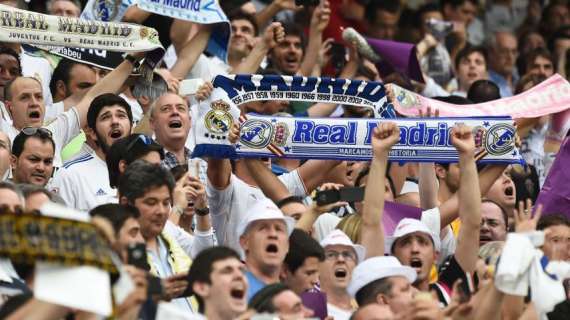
xmin=28 ymin=111 xmax=41 ymax=119
xmin=168 ymin=120 xmax=182 ymax=128
xmin=266 ymin=244 xmax=278 ymax=253
xmin=109 ymin=129 xmax=122 ymax=139
xmin=504 ymin=186 xmax=514 ymax=197
xmin=230 ymin=288 xmax=245 ymax=299
xmin=480 ymin=235 xmax=492 ymax=243
xmin=410 ymin=258 xmax=423 ymax=269
xmin=334 ymin=268 xmax=347 ymax=279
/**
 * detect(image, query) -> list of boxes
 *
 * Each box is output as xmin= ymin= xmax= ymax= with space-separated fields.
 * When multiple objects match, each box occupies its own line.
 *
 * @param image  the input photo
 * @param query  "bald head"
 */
xmin=489 ymin=32 xmax=518 ymax=77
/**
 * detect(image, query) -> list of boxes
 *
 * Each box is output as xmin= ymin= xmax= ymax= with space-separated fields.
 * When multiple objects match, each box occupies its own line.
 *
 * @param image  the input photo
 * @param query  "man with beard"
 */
xmin=10 ymin=128 xmax=55 ymax=187
xmin=49 ymin=94 xmax=132 ymax=210
xmin=237 ymin=198 xmax=295 ymax=301
xmin=0 ymin=57 xmax=138 ymax=168
xmin=187 ymin=246 xmax=249 ymax=320
xmin=319 ymin=230 xmax=365 ymax=319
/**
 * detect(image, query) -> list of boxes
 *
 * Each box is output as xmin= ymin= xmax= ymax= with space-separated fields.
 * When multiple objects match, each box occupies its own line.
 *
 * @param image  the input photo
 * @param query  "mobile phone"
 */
xmin=127 ymin=242 xmax=149 ymax=271
xmin=314 ymin=187 xmax=365 ymax=206
xmin=147 ymin=274 xmax=163 ymax=298
xmin=330 ymin=42 xmax=346 ymax=73
xmin=295 ymin=0 xmax=320 ymax=6
xmin=179 ymin=78 xmax=205 ymax=96
xmin=425 ymin=18 xmax=453 ymax=39
xmin=301 ymin=291 xmax=328 ymax=320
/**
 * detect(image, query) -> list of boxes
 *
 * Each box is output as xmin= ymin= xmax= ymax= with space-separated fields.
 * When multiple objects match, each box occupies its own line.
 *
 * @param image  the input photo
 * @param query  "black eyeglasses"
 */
xmin=21 ymin=127 xmax=52 ymax=138
xmin=125 ymin=134 xmax=154 ymax=153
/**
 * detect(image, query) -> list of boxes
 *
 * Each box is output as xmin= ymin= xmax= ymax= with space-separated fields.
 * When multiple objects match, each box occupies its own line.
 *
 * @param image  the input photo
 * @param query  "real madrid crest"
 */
xmin=205 ymin=100 xmax=233 ymax=140
xmin=93 ymin=0 xmax=119 ymax=21
xmin=484 ymin=124 xmax=515 ymax=156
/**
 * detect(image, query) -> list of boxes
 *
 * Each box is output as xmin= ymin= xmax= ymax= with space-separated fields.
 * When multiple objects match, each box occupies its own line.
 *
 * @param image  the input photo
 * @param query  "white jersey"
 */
xmin=206 ymin=171 xmax=306 ymax=253
xmin=21 ymin=51 xmax=53 ymax=107
xmin=45 ymin=101 xmax=65 ymax=123
xmin=0 ymin=107 xmax=81 ymax=168
xmin=49 ymin=143 xmax=117 ymax=211
xmin=327 ymin=303 xmax=353 ymax=320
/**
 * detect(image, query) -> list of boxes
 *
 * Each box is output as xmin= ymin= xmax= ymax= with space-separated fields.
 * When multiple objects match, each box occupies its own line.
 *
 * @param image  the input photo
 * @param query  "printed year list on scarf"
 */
xmin=191 ymin=74 xmax=523 ymax=164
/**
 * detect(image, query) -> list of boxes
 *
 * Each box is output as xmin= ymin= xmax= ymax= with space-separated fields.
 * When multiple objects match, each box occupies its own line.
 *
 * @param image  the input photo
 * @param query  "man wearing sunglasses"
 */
xmin=0 ymin=56 xmax=139 ymax=168
xmin=10 ymin=127 xmax=55 ymax=187
xmin=49 ymin=94 xmax=133 ymax=211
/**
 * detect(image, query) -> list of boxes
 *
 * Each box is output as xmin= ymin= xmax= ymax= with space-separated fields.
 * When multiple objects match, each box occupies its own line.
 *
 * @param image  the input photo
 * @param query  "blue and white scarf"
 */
xmin=191 ymin=74 xmax=522 ymax=164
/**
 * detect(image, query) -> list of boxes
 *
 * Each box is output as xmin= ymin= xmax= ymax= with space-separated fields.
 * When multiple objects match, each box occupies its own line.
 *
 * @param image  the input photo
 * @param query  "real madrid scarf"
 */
xmin=0 ymin=4 xmax=164 ymax=80
xmin=191 ymin=74 xmax=522 ymax=164
xmin=0 ymin=212 xmax=118 ymax=275
xmin=391 ymin=74 xmax=570 ymax=119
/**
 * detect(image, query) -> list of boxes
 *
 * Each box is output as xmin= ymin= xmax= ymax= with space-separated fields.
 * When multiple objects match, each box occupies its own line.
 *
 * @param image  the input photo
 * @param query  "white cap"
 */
xmin=347 ymin=256 xmax=417 ymax=298
xmin=319 ymin=230 xmax=366 ymax=264
xmin=237 ymin=198 xmax=296 ymax=238
xmin=385 ymin=218 xmax=441 ymax=254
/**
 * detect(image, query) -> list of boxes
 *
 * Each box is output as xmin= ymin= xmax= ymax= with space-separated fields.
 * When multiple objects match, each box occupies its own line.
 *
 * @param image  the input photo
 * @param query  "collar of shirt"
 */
xmin=162 ymin=147 xmax=191 ymax=169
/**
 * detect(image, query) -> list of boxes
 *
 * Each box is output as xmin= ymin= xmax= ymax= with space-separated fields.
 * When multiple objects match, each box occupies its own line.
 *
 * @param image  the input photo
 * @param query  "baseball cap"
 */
xmin=237 ymin=198 xmax=296 ymax=238
xmin=385 ymin=218 xmax=441 ymax=254
xmin=319 ymin=230 xmax=366 ymax=264
xmin=347 ymin=256 xmax=417 ymax=298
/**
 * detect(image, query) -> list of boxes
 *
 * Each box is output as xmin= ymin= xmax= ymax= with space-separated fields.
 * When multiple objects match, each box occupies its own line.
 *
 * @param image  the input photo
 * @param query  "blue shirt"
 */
xmin=489 ymin=70 xmax=519 ymax=98
xmin=245 ymin=270 xmax=268 ymax=302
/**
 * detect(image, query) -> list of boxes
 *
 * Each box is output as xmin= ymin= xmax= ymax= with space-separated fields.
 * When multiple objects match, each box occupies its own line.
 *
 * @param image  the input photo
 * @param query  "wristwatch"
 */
xmin=195 ymin=207 xmax=210 ymax=216
xmin=122 ymin=53 xmax=142 ymax=69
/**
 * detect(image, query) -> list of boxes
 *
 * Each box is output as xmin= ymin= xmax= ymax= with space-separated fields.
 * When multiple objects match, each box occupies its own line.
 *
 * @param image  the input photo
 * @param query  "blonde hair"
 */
xmin=336 ymin=214 xmax=362 ymax=244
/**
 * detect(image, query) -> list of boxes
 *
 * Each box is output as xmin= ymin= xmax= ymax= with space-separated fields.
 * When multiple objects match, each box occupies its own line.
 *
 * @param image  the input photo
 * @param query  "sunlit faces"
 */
xmin=240 ymin=219 xmax=290 ymax=270
xmin=150 ymin=93 xmax=190 ymax=145
xmin=542 ymin=225 xmax=570 ymax=262
xmin=479 ymin=201 xmax=507 ymax=245
xmin=0 ymin=188 xmax=22 ymax=211
xmin=7 ymin=77 xmax=45 ymax=129
xmin=392 ymin=232 xmax=436 ymax=284
xmin=271 ymin=289 xmax=314 ymax=320
xmin=319 ymin=244 xmax=358 ymax=290
xmin=49 ymin=0 xmax=81 ymax=17
xmin=133 ymin=185 xmax=172 ymax=240
xmin=195 ymin=257 xmax=249 ymax=318
xmin=485 ymin=169 xmax=516 ymax=213
xmin=11 ymin=137 xmax=54 ymax=186
xmin=87 ymin=105 xmax=132 ymax=154
xmin=0 ymin=132 xmax=10 ymax=178
xmin=456 ymin=51 xmax=487 ymax=92
xmin=270 ymin=35 xmax=303 ymax=76
xmin=229 ymin=18 xmax=256 ymax=58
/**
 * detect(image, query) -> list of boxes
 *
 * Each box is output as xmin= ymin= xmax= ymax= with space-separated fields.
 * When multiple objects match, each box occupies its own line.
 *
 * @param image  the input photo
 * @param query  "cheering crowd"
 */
xmin=0 ymin=0 xmax=569 ymax=319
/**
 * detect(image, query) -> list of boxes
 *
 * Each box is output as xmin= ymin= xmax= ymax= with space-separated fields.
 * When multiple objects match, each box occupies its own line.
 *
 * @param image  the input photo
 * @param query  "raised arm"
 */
xmin=73 ymin=58 xmax=137 ymax=127
xmin=418 ymin=163 xmax=439 ymax=210
xmin=207 ymin=123 xmax=237 ymax=190
xmin=255 ymin=0 xmax=298 ymax=29
xmin=233 ymin=22 xmax=285 ymax=74
xmin=244 ymin=158 xmax=291 ymax=201
xmin=296 ymin=159 xmax=341 ymax=194
xmin=170 ymin=24 xmax=212 ymax=79
xmin=361 ymin=122 xmax=400 ymax=258
xmin=298 ymin=0 xmax=330 ymax=76
xmin=451 ymin=125 xmax=481 ymax=273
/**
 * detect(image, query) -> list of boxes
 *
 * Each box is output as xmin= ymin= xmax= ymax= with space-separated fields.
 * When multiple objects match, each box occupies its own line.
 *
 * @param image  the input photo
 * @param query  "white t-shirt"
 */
xmin=21 ymin=51 xmax=53 ymax=107
xmin=0 ymin=107 xmax=81 ymax=168
xmin=164 ymin=45 xmax=230 ymax=81
xmin=45 ymin=101 xmax=65 ymax=123
xmin=327 ymin=303 xmax=353 ymax=320
xmin=119 ymin=93 xmax=143 ymax=125
xmin=49 ymin=143 xmax=116 ymax=211
xmin=206 ymin=171 xmax=306 ymax=252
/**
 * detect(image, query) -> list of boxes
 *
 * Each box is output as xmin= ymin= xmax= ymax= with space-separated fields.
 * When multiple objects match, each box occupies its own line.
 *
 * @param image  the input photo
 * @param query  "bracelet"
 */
xmin=122 ymin=53 xmax=142 ymax=69
xmin=195 ymin=207 xmax=210 ymax=216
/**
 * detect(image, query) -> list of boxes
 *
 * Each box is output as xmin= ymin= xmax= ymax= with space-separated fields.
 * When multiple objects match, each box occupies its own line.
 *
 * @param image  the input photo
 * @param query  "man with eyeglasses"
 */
xmin=49 ymin=94 xmax=133 ymax=211
xmin=318 ymin=229 xmax=365 ymax=319
xmin=487 ymin=31 xmax=519 ymax=97
xmin=10 ymin=127 xmax=55 ymax=187
xmin=0 ymin=57 xmax=138 ymax=168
